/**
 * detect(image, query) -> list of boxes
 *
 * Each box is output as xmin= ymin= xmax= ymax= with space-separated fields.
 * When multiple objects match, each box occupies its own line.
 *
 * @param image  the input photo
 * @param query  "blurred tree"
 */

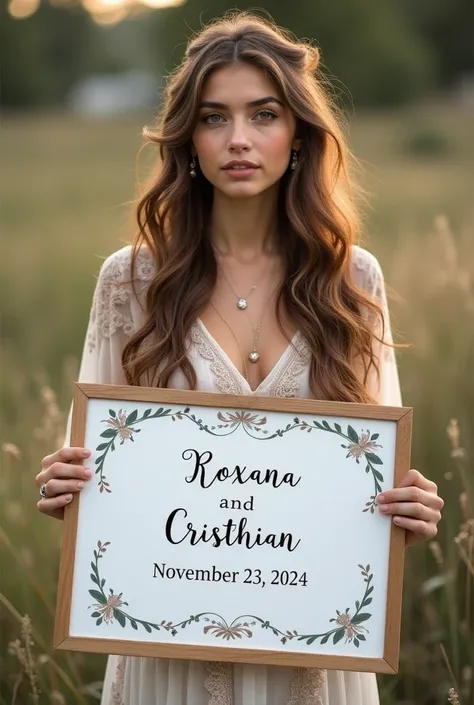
xmin=0 ymin=3 xmax=135 ymax=108
xmin=0 ymin=3 xmax=93 ymax=107
xmin=399 ymin=0 xmax=474 ymax=87
xmin=4 ymin=0 xmax=473 ymax=108
xmin=148 ymin=0 xmax=435 ymax=106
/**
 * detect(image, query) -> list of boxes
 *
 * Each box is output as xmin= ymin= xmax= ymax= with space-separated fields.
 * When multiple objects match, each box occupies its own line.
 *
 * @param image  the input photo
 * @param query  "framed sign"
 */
xmin=54 ymin=384 xmax=411 ymax=674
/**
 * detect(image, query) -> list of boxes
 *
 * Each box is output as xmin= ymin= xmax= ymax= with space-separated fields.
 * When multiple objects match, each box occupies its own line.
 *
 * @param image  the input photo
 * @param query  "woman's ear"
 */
xmin=292 ymin=137 xmax=302 ymax=152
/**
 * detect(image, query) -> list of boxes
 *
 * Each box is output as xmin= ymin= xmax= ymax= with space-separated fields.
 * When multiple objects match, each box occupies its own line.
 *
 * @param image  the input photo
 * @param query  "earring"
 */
xmin=190 ymin=156 xmax=197 ymax=178
xmin=290 ymin=149 xmax=299 ymax=170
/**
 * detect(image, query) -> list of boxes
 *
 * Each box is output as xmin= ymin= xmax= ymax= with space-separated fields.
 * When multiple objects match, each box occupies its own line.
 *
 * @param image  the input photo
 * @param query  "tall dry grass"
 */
xmin=375 ymin=218 xmax=473 ymax=704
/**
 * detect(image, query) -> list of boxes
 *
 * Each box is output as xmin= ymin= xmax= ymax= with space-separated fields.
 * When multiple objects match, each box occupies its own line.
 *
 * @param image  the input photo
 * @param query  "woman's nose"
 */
xmin=228 ymin=119 xmax=252 ymax=151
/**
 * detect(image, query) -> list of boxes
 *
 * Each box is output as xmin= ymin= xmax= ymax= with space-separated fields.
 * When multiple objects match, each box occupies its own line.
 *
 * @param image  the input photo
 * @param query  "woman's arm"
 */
xmin=35 ymin=246 xmax=140 ymax=519
xmin=358 ymin=248 xmax=444 ymax=545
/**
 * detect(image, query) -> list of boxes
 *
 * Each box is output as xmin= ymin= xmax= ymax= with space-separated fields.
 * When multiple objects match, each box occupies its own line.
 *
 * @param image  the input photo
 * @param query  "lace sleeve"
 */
xmin=63 ymin=246 xmax=154 ymax=445
xmin=352 ymin=246 xmax=403 ymax=406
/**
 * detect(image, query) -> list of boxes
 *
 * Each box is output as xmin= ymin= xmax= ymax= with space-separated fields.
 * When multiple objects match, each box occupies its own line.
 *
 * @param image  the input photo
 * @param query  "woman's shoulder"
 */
xmin=349 ymin=244 xmax=384 ymax=297
xmin=89 ymin=245 xmax=156 ymax=344
xmin=97 ymin=244 xmax=156 ymax=288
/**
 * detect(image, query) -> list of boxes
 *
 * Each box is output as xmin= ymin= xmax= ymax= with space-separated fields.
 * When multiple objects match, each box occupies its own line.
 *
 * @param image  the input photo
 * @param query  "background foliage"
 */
xmin=2 ymin=0 xmax=474 ymax=108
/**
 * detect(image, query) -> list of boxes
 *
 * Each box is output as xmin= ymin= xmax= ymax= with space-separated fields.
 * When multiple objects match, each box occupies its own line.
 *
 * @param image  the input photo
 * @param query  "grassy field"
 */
xmin=1 ymin=100 xmax=473 ymax=704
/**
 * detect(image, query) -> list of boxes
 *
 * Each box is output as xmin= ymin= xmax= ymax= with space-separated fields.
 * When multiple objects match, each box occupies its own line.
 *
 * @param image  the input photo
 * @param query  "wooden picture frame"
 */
xmin=54 ymin=384 xmax=411 ymax=674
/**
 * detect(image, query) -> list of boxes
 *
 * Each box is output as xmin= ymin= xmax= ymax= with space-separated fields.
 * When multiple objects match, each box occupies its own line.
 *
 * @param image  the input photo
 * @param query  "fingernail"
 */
xmin=77 ymin=481 xmax=84 ymax=489
xmin=379 ymin=504 xmax=389 ymax=512
xmin=65 ymin=494 xmax=73 ymax=502
xmin=393 ymin=516 xmax=402 ymax=525
xmin=82 ymin=449 xmax=91 ymax=457
xmin=84 ymin=468 xmax=92 ymax=479
xmin=378 ymin=494 xmax=386 ymax=503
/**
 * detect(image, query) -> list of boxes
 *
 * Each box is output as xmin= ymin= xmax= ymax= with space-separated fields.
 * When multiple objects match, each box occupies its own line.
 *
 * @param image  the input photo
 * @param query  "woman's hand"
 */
xmin=35 ymin=447 xmax=92 ymax=520
xmin=377 ymin=469 xmax=444 ymax=546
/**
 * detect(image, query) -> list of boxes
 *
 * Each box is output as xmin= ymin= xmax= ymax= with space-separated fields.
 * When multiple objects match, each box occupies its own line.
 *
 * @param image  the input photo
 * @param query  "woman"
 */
xmin=35 ymin=12 xmax=443 ymax=705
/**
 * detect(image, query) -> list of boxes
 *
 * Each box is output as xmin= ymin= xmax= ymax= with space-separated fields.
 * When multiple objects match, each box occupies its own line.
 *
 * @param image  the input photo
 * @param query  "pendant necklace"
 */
xmin=210 ymin=279 xmax=280 ymax=366
xmin=209 ymin=301 xmax=250 ymax=381
xmin=214 ymin=248 xmax=272 ymax=311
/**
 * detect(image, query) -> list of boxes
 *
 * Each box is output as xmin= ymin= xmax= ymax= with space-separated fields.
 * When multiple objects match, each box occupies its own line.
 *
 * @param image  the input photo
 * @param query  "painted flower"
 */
xmin=335 ymin=611 xmax=368 ymax=643
xmin=102 ymin=409 xmax=136 ymax=441
xmin=93 ymin=593 xmax=124 ymax=624
xmin=217 ymin=410 xmax=267 ymax=432
xmin=346 ymin=431 xmax=381 ymax=459
xmin=203 ymin=619 xmax=253 ymax=640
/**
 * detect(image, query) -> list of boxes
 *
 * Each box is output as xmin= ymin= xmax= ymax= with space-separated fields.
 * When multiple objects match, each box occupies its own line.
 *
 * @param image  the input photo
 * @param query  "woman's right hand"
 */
xmin=36 ymin=447 xmax=92 ymax=520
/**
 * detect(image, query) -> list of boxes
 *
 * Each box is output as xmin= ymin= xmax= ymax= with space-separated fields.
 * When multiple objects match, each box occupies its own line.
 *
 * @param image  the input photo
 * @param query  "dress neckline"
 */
xmin=195 ymin=318 xmax=301 ymax=394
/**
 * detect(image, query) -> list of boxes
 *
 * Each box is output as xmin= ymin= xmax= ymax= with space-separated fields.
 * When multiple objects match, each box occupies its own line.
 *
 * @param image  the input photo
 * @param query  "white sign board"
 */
xmin=54 ymin=385 xmax=411 ymax=674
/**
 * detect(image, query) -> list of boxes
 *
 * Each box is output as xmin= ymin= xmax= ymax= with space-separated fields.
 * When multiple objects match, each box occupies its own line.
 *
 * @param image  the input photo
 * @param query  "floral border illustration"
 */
xmin=89 ymin=541 xmax=374 ymax=649
xmin=94 ymin=406 xmax=384 ymax=512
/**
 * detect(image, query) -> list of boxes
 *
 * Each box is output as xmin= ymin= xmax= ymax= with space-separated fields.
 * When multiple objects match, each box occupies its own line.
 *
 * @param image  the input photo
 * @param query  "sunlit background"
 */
xmin=8 ymin=0 xmax=185 ymax=24
xmin=1 ymin=1 xmax=473 ymax=704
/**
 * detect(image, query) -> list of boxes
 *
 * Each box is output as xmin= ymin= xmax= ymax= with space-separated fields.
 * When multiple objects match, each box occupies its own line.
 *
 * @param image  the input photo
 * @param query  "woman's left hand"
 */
xmin=377 ymin=469 xmax=444 ymax=546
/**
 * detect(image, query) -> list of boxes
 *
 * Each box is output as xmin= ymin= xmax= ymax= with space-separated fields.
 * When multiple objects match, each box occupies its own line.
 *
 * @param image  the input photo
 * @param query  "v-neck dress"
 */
xmin=68 ymin=244 xmax=402 ymax=705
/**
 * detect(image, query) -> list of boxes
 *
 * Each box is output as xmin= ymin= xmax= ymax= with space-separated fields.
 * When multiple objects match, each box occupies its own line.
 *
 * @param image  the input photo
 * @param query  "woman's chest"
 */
xmin=198 ymin=289 xmax=301 ymax=391
xmin=181 ymin=320 xmax=312 ymax=398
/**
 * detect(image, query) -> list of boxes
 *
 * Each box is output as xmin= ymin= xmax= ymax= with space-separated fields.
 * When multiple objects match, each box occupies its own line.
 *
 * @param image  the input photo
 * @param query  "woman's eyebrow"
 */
xmin=198 ymin=96 xmax=284 ymax=109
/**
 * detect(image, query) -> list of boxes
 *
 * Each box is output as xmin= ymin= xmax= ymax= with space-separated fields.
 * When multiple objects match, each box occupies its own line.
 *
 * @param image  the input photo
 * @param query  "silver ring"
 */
xmin=39 ymin=483 xmax=48 ymax=499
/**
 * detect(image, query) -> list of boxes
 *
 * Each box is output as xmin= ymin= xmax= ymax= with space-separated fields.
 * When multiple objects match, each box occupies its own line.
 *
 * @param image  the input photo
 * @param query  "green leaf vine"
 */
xmin=88 ymin=542 xmax=374 ymax=648
xmin=94 ymin=407 xmax=385 ymax=510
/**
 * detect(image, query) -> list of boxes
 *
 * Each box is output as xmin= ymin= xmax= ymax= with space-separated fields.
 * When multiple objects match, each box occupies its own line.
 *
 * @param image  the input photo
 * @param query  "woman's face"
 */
xmin=192 ymin=62 xmax=299 ymax=199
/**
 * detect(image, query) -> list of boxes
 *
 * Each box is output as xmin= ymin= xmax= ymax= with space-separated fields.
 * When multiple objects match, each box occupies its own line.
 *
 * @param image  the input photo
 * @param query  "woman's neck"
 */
xmin=209 ymin=188 xmax=280 ymax=262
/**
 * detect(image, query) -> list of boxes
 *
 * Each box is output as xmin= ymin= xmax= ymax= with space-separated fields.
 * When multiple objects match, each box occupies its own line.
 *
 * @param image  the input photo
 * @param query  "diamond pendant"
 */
xmin=237 ymin=298 xmax=248 ymax=310
xmin=248 ymin=351 xmax=260 ymax=363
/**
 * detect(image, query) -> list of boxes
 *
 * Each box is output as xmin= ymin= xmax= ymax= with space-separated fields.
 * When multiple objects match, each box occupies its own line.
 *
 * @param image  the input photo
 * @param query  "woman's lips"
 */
xmin=223 ymin=166 xmax=260 ymax=178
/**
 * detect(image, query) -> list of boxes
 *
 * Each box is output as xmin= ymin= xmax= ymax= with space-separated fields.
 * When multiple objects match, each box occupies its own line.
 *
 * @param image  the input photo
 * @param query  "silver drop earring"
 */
xmin=290 ymin=149 xmax=299 ymax=170
xmin=190 ymin=156 xmax=197 ymax=178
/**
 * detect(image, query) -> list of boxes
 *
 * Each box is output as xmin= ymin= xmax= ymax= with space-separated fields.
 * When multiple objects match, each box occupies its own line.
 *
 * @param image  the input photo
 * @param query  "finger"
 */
xmin=377 ymin=486 xmax=443 ymax=509
xmin=36 ymin=463 xmax=92 ymax=487
xmin=43 ymin=478 xmax=88 ymax=498
xmin=379 ymin=501 xmax=440 ymax=523
xmin=37 ymin=493 xmax=74 ymax=515
xmin=395 ymin=469 xmax=437 ymax=492
xmin=377 ymin=485 xmax=444 ymax=511
xmin=392 ymin=515 xmax=438 ymax=541
xmin=41 ymin=447 xmax=91 ymax=470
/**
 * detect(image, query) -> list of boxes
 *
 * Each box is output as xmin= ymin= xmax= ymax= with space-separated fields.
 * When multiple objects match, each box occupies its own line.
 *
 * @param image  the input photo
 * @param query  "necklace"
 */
xmin=210 ymin=280 xmax=280 ymax=366
xmin=214 ymin=249 xmax=272 ymax=311
xmin=210 ymin=301 xmax=250 ymax=381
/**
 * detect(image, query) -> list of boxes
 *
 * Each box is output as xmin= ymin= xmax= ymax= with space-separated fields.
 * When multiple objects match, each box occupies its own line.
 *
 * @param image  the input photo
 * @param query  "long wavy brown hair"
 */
xmin=122 ymin=11 xmax=387 ymax=402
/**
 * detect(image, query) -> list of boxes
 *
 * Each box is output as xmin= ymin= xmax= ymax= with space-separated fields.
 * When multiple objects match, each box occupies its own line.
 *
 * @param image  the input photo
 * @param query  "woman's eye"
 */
xmin=255 ymin=110 xmax=277 ymax=120
xmin=202 ymin=110 xmax=277 ymax=124
xmin=203 ymin=114 xmax=223 ymax=124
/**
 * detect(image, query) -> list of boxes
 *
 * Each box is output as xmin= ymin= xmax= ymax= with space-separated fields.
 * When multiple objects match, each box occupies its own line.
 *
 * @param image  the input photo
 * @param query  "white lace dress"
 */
xmin=72 ymin=244 xmax=401 ymax=705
